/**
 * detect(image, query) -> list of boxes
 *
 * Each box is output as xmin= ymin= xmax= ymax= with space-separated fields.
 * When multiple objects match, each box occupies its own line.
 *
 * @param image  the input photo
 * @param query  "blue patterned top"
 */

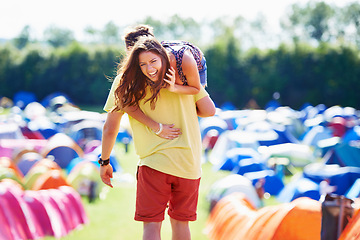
xmin=161 ymin=41 xmax=204 ymax=85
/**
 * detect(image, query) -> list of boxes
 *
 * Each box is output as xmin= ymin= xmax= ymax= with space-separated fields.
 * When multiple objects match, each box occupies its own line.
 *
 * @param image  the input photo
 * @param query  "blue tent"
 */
xmin=244 ymin=170 xmax=284 ymax=196
xmin=41 ymin=92 xmax=72 ymax=108
xmin=324 ymin=143 xmax=360 ymax=168
xmin=277 ymin=176 xmax=320 ymax=202
xmin=303 ymin=163 xmax=360 ymax=195
xmin=13 ymin=91 xmax=36 ymax=109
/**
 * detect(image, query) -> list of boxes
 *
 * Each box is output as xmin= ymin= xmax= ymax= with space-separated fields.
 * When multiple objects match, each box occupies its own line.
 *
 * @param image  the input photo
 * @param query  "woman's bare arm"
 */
xmin=165 ymin=51 xmax=201 ymax=95
xmin=196 ymin=96 xmax=216 ymax=118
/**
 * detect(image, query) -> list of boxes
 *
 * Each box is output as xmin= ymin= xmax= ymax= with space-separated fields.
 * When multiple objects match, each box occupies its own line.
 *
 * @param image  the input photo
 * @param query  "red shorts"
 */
xmin=135 ymin=166 xmax=200 ymax=222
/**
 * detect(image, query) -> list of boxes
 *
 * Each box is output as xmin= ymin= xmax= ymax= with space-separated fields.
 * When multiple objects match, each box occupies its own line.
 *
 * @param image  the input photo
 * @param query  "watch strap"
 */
xmin=98 ymin=158 xmax=110 ymax=166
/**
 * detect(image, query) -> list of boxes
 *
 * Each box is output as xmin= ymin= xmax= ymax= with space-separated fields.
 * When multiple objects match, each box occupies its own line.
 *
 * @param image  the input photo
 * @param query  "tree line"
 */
xmin=1 ymin=1 xmax=360 ymax=110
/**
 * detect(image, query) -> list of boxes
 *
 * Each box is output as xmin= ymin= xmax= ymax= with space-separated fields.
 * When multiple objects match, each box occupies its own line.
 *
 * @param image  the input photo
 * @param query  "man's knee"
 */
xmin=170 ymin=218 xmax=189 ymax=228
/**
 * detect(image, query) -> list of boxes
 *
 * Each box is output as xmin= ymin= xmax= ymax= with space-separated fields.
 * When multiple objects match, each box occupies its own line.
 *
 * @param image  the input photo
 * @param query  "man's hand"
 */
xmin=100 ymin=164 xmax=114 ymax=188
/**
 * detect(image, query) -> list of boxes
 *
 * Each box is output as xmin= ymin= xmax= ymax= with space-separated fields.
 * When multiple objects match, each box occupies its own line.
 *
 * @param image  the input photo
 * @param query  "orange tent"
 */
xmin=0 ymin=156 xmax=24 ymax=180
xmin=25 ymin=158 xmax=62 ymax=189
xmin=31 ymin=169 xmax=70 ymax=190
xmin=206 ymin=193 xmax=322 ymax=240
xmin=205 ymin=193 xmax=256 ymax=240
xmin=31 ymin=158 xmax=61 ymax=171
xmin=339 ymin=206 xmax=360 ymax=240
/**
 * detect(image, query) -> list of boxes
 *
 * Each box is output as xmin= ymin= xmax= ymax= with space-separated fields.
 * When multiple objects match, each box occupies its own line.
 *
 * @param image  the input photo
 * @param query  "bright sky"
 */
xmin=0 ymin=0 xmax=354 ymax=40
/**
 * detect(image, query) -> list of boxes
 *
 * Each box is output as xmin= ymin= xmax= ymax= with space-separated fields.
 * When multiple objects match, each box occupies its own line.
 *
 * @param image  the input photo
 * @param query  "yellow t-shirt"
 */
xmin=104 ymin=76 xmax=208 ymax=179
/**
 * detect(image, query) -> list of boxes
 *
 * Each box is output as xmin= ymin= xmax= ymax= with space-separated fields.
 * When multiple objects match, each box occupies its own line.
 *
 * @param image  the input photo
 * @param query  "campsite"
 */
xmin=1 ymin=1 xmax=360 ymax=239
xmin=1 ymin=92 xmax=360 ymax=239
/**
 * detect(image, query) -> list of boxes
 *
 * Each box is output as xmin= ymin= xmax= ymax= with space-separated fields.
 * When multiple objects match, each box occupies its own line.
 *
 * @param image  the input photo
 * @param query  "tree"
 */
xmin=44 ymin=25 xmax=75 ymax=48
xmin=84 ymin=25 xmax=100 ymax=43
xmin=342 ymin=2 xmax=360 ymax=47
xmin=12 ymin=25 xmax=32 ymax=49
xmin=281 ymin=2 xmax=335 ymax=44
xmin=101 ymin=21 xmax=122 ymax=45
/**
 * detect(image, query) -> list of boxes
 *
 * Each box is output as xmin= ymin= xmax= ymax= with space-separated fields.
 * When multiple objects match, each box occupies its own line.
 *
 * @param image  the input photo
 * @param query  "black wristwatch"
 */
xmin=98 ymin=157 xmax=110 ymax=166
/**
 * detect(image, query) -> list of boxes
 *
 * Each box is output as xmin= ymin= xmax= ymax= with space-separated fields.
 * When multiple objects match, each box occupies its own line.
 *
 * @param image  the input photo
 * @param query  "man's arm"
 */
xmin=100 ymin=111 xmax=123 ymax=188
xmin=196 ymin=96 xmax=216 ymax=118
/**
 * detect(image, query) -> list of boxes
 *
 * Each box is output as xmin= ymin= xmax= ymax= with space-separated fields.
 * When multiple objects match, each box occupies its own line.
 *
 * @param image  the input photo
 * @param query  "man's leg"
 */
xmin=143 ymin=222 xmax=162 ymax=240
xmin=170 ymin=217 xmax=191 ymax=240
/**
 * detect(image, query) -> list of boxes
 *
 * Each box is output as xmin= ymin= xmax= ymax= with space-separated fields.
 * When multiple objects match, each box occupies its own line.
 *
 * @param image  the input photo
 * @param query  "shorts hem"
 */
xmin=168 ymin=212 xmax=197 ymax=222
xmin=134 ymin=216 xmax=164 ymax=222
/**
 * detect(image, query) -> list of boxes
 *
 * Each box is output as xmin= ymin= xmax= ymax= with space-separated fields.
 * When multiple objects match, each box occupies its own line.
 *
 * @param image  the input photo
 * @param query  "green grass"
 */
xmin=45 ymin=143 xmax=230 ymax=240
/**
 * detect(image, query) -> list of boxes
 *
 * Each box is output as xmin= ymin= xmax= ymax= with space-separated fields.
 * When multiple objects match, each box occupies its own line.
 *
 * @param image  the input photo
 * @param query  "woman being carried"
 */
xmin=121 ymin=24 xmax=212 ymax=139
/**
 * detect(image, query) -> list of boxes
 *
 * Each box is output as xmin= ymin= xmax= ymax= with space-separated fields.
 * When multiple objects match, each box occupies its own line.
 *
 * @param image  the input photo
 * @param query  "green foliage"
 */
xmin=204 ymin=37 xmax=360 ymax=109
xmin=0 ymin=43 xmax=122 ymax=106
xmin=44 ymin=25 xmax=76 ymax=48
xmin=2 ymin=4 xmax=360 ymax=109
xmin=1 ymin=37 xmax=360 ymax=109
xmin=12 ymin=25 xmax=31 ymax=49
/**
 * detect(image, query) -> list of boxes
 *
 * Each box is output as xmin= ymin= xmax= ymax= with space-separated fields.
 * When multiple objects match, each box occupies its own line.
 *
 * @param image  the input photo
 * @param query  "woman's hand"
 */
xmin=100 ymin=164 xmax=114 ymax=188
xmin=164 ymin=67 xmax=176 ymax=92
xmin=157 ymin=123 xmax=182 ymax=140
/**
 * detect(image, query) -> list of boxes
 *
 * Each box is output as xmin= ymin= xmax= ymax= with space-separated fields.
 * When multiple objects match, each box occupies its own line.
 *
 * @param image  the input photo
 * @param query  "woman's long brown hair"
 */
xmin=112 ymin=36 xmax=170 ymax=112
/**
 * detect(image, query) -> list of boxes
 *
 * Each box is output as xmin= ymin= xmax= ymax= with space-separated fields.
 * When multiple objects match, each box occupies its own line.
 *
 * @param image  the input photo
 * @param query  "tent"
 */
xmin=23 ymin=190 xmax=56 ymax=237
xmin=0 ymin=181 xmax=44 ymax=239
xmin=206 ymin=193 xmax=322 ymax=240
xmin=0 ymin=139 xmax=47 ymax=159
xmin=67 ymin=160 xmax=102 ymax=201
xmin=41 ymin=92 xmax=72 ymax=108
xmin=258 ymin=143 xmax=316 ymax=167
xmin=31 ymin=169 xmax=70 ymax=190
xmin=339 ymin=208 xmax=360 ymax=240
xmin=0 ymin=156 xmax=24 ymax=180
xmin=243 ymin=121 xmax=297 ymax=146
xmin=16 ymin=151 xmax=43 ymax=176
xmin=24 ymin=187 xmax=88 ymax=238
xmin=214 ymin=147 xmax=263 ymax=172
xmin=0 ymin=167 xmax=24 ymax=187
xmin=244 ymin=170 xmax=285 ymax=196
xmin=324 ymin=142 xmax=360 ymax=168
xmin=59 ymin=186 xmax=89 ymax=225
xmin=199 ymin=115 xmax=228 ymax=139
xmin=207 ymin=174 xmax=263 ymax=210
xmin=58 ymin=110 xmax=104 ymax=133
xmin=301 ymin=125 xmax=333 ymax=147
xmin=23 ymin=102 xmax=46 ymax=121
xmin=209 ymin=130 xmax=260 ymax=167
xmin=69 ymin=120 xmax=103 ymax=148
xmin=41 ymin=133 xmax=84 ymax=169
xmin=0 ymin=123 xmax=24 ymax=140
xmin=24 ymin=159 xmax=62 ymax=189
xmin=13 ymin=91 xmax=36 ymax=109
xmin=343 ymin=126 xmax=360 ymax=143
xmin=205 ymin=193 xmax=256 ymax=240
xmin=46 ymin=188 xmax=83 ymax=231
xmin=277 ymin=176 xmax=321 ymax=202
xmin=303 ymin=163 xmax=360 ymax=196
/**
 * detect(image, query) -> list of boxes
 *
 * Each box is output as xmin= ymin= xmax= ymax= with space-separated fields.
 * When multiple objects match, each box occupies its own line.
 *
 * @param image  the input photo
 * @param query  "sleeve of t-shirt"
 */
xmin=194 ymin=86 xmax=209 ymax=102
xmin=103 ymin=75 xmax=121 ymax=112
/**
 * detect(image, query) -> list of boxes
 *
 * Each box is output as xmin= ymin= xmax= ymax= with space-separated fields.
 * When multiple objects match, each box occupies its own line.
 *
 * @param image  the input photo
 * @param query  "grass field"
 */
xmin=45 ymin=143 xmax=232 ymax=240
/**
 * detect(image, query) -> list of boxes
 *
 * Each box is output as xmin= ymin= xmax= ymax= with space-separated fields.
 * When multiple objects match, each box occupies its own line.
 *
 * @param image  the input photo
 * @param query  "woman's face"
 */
xmin=139 ymin=51 xmax=163 ymax=83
